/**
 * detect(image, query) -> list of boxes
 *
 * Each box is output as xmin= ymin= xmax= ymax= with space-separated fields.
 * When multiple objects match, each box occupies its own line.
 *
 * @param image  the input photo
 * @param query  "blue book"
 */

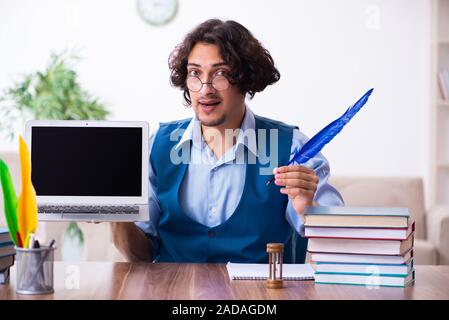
xmin=0 ymin=227 xmax=12 ymax=244
xmin=314 ymin=269 xmax=415 ymax=287
xmin=304 ymin=206 xmax=410 ymax=228
xmin=315 ymin=259 xmax=414 ymax=276
xmin=0 ymin=241 xmax=15 ymax=257
xmin=310 ymin=250 xmax=413 ymax=265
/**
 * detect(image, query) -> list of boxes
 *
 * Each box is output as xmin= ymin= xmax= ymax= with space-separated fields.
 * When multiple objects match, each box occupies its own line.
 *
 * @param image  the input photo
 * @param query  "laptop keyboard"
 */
xmin=38 ymin=205 xmax=140 ymax=214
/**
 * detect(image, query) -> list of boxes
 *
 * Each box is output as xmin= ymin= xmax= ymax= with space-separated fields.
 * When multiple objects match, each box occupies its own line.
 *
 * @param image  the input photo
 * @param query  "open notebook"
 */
xmin=226 ymin=262 xmax=315 ymax=281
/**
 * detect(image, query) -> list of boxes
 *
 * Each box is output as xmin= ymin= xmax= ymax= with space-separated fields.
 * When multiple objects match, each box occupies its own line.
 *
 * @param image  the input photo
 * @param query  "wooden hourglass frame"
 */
xmin=266 ymin=243 xmax=284 ymax=289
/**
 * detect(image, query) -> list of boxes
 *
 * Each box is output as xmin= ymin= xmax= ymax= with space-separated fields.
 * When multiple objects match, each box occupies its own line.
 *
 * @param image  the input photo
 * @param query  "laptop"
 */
xmin=25 ymin=120 xmax=149 ymax=222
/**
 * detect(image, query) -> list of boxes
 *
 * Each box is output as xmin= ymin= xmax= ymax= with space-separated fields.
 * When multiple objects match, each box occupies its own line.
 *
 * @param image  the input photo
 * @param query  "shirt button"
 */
xmin=211 ymin=207 xmax=217 ymax=213
xmin=208 ymin=230 xmax=216 ymax=238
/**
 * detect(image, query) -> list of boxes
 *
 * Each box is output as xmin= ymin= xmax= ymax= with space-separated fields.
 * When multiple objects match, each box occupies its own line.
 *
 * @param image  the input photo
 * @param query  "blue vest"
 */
xmin=150 ymin=115 xmax=308 ymax=263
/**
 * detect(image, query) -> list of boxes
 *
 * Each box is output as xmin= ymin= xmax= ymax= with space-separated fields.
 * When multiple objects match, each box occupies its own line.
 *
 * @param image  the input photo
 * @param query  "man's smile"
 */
xmin=198 ymin=98 xmax=221 ymax=114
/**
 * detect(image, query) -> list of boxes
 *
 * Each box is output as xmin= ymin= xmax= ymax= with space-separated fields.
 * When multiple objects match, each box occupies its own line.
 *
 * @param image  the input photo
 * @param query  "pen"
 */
xmin=28 ymin=233 xmax=35 ymax=249
xmin=47 ymin=239 xmax=56 ymax=249
xmin=28 ymin=239 xmax=55 ymax=287
xmin=266 ymin=88 xmax=374 ymax=187
xmin=266 ymin=176 xmax=275 ymax=186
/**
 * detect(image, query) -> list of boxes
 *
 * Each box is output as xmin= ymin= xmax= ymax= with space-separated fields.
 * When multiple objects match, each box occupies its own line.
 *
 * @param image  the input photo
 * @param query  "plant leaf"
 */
xmin=0 ymin=50 xmax=110 ymax=142
xmin=0 ymin=159 xmax=19 ymax=246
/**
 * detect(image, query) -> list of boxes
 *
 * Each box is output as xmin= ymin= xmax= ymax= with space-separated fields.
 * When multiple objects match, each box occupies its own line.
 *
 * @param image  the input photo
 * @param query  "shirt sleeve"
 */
xmin=285 ymin=128 xmax=345 ymax=236
xmin=135 ymin=129 xmax=162 ymax=257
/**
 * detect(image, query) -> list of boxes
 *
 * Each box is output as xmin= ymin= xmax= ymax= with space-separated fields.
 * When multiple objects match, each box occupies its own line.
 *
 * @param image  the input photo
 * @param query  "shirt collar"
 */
xmin=174 ymin=105 xmax=258 ymax=157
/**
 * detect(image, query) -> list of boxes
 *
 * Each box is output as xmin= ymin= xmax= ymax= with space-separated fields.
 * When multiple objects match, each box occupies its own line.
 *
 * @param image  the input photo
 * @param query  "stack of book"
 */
xmin=0 ymin=227 xmax=15 ymax=284
xmin=304 ymin=207 xmax=415 ymax=287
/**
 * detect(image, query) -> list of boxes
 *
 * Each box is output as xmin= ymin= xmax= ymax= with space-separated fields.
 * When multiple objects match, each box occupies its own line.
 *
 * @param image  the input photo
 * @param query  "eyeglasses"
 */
xmin=186 ymin=75 xmax=230 ymax=92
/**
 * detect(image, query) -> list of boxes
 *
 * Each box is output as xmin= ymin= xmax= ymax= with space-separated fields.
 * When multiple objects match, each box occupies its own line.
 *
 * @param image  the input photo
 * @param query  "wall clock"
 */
xmin=137 ymin=0 xmax=178 ymax=26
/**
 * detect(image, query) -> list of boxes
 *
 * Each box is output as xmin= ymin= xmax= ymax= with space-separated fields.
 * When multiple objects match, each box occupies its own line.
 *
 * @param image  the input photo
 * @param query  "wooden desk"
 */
xmin=1 ymin=262 xmax=448 ymax=300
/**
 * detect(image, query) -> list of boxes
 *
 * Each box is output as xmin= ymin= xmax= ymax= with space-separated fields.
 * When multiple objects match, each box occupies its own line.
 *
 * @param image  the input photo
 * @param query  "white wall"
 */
xmin=0 ymin=0 xmax=431 ymax=204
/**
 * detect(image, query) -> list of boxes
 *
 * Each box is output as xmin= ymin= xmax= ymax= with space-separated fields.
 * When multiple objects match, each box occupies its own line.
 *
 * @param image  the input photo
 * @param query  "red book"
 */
xmin=307 ymin=233 xmax=414 ymax=256
xmin=305 ymin=221 xmax=415 ymax=241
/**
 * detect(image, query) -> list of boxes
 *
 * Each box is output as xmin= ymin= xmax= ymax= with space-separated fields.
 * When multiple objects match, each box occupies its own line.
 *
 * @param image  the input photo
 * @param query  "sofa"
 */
xmin=329 ymin=176 xmax=449 ymax=265
xmin=1 ymin=150 xmax=448 ymax=264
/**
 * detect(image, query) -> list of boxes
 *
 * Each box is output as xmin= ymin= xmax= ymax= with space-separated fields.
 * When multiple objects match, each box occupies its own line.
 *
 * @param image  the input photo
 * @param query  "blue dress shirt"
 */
xmin=136 ymin=107 xmax=344 ymax=251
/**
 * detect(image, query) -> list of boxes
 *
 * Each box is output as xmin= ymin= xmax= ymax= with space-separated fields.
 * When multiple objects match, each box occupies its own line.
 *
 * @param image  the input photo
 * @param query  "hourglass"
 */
xmin=266 ymin=243 xmax=284 ymax=289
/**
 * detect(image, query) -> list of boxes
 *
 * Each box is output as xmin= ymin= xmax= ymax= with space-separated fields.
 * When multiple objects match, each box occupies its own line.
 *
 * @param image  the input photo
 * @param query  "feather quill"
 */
xmin=17 ymin=136 xmax=38 ymax=248
xmin=267 ymin=88 xmax=374 ymax=185
xmin=0 ymin=160 xmax=19 ymax=246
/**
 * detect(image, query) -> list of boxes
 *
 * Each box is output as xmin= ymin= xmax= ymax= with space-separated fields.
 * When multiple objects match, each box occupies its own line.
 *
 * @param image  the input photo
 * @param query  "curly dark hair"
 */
xmin=168 ymin=19 xmax=281 ymax=106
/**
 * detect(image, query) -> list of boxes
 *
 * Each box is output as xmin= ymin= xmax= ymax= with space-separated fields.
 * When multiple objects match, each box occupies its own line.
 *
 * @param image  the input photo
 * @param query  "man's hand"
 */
xmin=273 ymin=165 xmax=319 ymax=220
xmin=110 ymin=222 xmax=153 ymax=262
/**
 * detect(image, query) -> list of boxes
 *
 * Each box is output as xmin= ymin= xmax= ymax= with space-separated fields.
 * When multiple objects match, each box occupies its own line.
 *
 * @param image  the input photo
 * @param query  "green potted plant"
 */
xmin=0 ymin=50 xmax=110 ymax=261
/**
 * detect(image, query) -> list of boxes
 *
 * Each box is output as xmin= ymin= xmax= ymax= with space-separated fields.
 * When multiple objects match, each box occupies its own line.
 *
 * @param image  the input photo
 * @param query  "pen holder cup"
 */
xmin=15 ymin=245 xmax=55 ymax=295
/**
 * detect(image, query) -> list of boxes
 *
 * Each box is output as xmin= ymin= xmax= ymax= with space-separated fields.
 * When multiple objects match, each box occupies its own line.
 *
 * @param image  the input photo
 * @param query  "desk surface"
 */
xmin=1 ymin=262 xmax=449 ymax=300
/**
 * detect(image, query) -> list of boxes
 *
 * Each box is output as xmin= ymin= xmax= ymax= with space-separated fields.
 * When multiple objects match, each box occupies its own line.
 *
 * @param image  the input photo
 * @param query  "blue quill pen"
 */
xmin=267 ymin=88 xmax=374 ymax=186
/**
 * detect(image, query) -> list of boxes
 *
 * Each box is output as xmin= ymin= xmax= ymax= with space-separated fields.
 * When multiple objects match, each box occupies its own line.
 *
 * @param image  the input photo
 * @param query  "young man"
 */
xmin=111 ymin=19 xmax=344 ymax=263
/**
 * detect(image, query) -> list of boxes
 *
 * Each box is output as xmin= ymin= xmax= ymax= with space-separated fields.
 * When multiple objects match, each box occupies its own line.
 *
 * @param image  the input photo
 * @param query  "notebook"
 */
xmin=226 ymin=262 xmax=315 ymax=281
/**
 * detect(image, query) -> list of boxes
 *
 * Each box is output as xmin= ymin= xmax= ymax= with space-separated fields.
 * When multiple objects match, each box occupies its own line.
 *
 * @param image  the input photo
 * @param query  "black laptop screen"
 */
xmin=31 ymin=126 xmax=142 ymax=196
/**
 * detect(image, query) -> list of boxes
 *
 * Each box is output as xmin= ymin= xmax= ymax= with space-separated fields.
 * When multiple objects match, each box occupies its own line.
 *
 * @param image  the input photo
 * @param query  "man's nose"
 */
xmin=199 ymin=80 xmax=216 ymax=95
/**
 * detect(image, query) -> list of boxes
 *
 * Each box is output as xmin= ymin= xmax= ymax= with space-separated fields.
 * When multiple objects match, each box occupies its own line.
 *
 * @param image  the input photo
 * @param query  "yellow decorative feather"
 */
xmin=17 ymin=136 xmax=38 ymax=248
